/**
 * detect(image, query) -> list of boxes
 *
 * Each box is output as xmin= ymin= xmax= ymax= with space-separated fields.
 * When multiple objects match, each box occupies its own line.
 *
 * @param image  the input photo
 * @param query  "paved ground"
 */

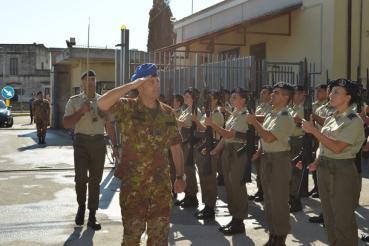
xmin=0 ymin=116 xmax=368 ymax=245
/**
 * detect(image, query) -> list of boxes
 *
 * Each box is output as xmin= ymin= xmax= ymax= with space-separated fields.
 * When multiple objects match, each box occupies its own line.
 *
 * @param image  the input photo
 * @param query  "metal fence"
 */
xmin=129 ymin=50 xmax=256 ymax=97
xmin=128 ymin=50 xmax=323 ymax=99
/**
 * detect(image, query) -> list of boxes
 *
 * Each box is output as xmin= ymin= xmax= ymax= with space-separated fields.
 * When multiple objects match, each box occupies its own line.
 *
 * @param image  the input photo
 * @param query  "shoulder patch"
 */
xmin=347 ymin=113 xmax=357 ymax=120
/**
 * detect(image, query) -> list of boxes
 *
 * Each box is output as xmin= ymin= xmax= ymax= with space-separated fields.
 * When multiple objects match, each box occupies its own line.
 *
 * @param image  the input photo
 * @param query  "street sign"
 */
xmin=1 ymin=86 xmax=15 ymax=99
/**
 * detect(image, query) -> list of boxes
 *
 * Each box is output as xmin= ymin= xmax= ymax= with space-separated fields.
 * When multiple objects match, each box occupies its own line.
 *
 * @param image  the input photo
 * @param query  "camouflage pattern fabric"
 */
xmin=110 ymin=97 xmax=182 ymax=246
xmin=32 ymin=99 xmax=50 ymax=138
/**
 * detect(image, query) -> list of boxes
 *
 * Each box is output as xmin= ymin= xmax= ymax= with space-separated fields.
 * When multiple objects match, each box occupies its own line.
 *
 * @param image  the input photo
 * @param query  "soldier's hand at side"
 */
xmin=251 ymin=151 xmax=260 ymax=161
xmin=174 ymin=179 xmax=186 ymax=193
xmin=201 ymin=148 xmax=207 ymax=156
xmin=307 ymin=160 xmax=319 ymax=172
xmin=295 ymin=161 xmax=303 ymax=170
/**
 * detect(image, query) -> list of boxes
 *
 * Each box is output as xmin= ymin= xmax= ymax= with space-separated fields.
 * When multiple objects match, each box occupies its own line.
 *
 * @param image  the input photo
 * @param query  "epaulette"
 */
xmin=347 ymin=113 xmax=357 ymax=120
xmin=70 ymin=94 xmax=81 ymax=100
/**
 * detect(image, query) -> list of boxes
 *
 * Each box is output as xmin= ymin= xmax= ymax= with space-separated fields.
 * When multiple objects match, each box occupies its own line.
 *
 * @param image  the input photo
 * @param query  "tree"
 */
xmin=147 ymin=0 xmax=174 ymax=52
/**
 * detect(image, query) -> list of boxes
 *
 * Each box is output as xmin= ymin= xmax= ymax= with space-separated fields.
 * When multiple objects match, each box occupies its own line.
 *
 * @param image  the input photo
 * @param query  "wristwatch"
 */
xmin=176 ymin=174 xmax=186 ymax=181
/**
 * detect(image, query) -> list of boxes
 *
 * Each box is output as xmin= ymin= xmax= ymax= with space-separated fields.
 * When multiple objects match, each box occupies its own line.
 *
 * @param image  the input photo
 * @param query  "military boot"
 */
xmin=218 ymin=218 xmax=234 ymax=232
xmin=75 ymin=205 xmax=85 ymax=226
xmin=87 ymin=210 xmax=101 ymax=231
xmin=38 ymin=137 xmax=42 ymax=145
xmin=289 ymin=196 xmax=302 ymax=213
xmin=179 ymin=195 xmax=198 ymax=208
xmin=195 ymin=204 xmax=215 ymax=220
xmin=274 ymin=235 xmax=287 ymax=246
xmin=222 ymin=218 xmax=245 ymax=236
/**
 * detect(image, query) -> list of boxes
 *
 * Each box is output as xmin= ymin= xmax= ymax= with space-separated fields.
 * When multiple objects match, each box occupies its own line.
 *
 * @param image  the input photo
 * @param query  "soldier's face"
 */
xmin=83 ymin=76 xmax=96 ymax=93
xmin=316 ymin=88 xmax=327 ymax=101
xmin=260 ymin=89 xmax=271 ymax=103
xmin=184 ymin=92 xmax=193 ymax=106
xmin=37 ymin=94 xmax=43 ymax=100
xmin=293 ymin=90 xmax=305 ymax=104
xmin=329 ymin=86 xmax=351 ymax=108
xmin=139 ymin=76 xmax=160 ymax=100
xmin=271 ymin=88 xmax=288 ymax=107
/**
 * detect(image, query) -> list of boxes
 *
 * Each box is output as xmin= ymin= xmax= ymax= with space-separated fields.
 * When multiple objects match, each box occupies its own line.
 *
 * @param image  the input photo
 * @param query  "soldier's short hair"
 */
xmin=273 ymin=82 xmax=294 ymax=103
xmin=184 ymin=87 xmax=200 ymax=100
xmin=261 ymin=85 xmax=273 ymax=93
xmin=173 ymin=94 xmax=184 ymax=106
xmin=330 ymin=78 xmax=360 ymax=105
xmin=81 ymin=70 xmax=96 ymax=80
xmin=231 ymin=87 xmax=248 ymax=101
xmin=295 ymin=85 xmax=305 ymax=92
xmin=36 ymin=91 xmax=42 ymax=96
xmin=315 ymin=84 xmax=328 ymax=90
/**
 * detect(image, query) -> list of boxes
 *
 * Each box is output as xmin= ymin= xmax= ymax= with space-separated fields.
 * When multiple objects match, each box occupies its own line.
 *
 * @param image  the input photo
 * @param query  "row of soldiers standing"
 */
xmin=169 ymin=78 xmax=366 ymax=246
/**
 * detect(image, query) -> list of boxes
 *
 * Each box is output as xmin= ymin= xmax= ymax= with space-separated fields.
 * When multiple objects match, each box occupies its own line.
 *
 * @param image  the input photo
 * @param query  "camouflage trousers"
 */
xmin=35 ymin=120 xmax=48 ymax=138
xmin=120 ymin=180 xmax=172 ymax=246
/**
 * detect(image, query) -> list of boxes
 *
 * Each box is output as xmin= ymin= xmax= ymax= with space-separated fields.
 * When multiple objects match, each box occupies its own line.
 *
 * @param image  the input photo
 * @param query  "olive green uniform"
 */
xmin=32 ymin=99 xmax=50 ymax=141
xmin=64 ymin=93 xmax=109 ymax=211
xmin=288 ymin=104 xmax=304 ymax=198
xmin=110 ymin=98 xmax=182 ymax=246
xmin=196 ymin=107 xmax=224 ymax=208
xmin=222 ymin=107 xmax=249 ymax=219
xmin=318 ymin=108 xmax=364 ymax=245
xmin=177 ymin=106 xmax=201 ymax=199
xmin=254 ymin=102 xmax=272 ymax=193
xmin=260 ymin=107 xmax=294 ymax=236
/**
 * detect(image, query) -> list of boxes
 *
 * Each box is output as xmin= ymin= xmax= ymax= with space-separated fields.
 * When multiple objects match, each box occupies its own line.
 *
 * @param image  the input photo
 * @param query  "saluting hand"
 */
xmin=174 ymin=179 xmax=186 ymax=193
xmin=301 ymin=115 xmax=315 ymax=134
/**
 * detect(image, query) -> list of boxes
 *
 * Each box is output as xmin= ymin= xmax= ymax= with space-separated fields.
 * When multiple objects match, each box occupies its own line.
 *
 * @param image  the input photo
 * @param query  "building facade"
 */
xmin=0 ymin=43 xmax=51 ymax=103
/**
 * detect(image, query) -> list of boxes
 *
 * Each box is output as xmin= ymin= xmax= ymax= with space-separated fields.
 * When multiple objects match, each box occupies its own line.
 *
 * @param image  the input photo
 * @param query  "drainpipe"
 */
xmin=347 ymin=0 xmax=352 ymax=79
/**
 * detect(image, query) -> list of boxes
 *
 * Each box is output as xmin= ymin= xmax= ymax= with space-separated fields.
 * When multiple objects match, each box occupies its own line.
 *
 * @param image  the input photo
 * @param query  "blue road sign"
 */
xmin=1 ymin=86 xmax=15 ymax=99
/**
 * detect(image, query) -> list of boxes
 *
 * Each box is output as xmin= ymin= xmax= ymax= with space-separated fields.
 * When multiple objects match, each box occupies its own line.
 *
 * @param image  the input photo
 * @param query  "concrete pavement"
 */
xmin=0 ymin=116 xmax=368 ymax=245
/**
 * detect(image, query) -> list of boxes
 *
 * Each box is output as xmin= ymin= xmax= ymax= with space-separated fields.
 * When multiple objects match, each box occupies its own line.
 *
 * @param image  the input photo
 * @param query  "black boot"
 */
xmin=222 ymin=218 xmax=245 ymax=235
xmin=361 ymin=234 xmax=369 ymax=242
xmin=75 ymin=205 xmax=85 ymax=226
xmin=41 ymin=136 xmax=46 ymax=144
xmin=263 ymin=233 xmax=276 ymax=246
xmin=87 ymin=210 xmax=101 ymax=231
xmin=308 ymin=213 xmax=324 ymax=224
xmin=289 ymin=196 xmax=302 ymax=213
xmin=274 ymin=235 xmax=287 ymax=246
xmin=195 ymin=205 xmax=215 ymax=220
xmin=179 ymin=196 xmax=198 ymax=208
xmin=217 ymin=174 xmax=224 ymax=186
xmin=38 ymin=137 xmax=42 ymax=145
xmin=218 ymin=218 xmax=234 ymax=232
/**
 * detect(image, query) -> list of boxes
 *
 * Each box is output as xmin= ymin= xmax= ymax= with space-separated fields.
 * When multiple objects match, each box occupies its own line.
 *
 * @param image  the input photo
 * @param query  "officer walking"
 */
xmin=32 ymin=91 xmax=50 ymax=144
xmin=247 ymin=82 xmax=295 ymax=245
xmin=97 ymin=63 xmax=186 ymax=245
xmin=63 ymin=70 xmax=117 ymax=231
xmin=302 ymin=79 xmax=364 ymax=245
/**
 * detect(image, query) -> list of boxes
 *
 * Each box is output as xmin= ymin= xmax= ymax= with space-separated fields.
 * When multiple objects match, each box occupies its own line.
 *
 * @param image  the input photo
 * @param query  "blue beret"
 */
xmin=130 ymin=63 xmax=158 ymax=81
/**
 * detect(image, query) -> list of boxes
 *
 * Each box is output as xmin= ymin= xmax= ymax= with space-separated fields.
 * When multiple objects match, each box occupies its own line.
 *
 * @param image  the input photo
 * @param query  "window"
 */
xmin=73 ymin=87 xmax=80 ymax=95
xmin=220 ymin=48 xmax=240 ymax=60
xmin=41 ymin=62 xmax=44 ymax=70
xmin=9 ymin=58 xmax=18 ymax=75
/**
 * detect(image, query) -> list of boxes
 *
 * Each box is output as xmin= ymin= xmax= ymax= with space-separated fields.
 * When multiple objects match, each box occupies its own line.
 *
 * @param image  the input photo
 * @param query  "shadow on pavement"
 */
xmin=17 ymin=129 xmax=72 ymax=150
xmin=63 ymin=226 xmax=95 ymax=246
xmin=99 ymin=169 xmax=121 ymax=209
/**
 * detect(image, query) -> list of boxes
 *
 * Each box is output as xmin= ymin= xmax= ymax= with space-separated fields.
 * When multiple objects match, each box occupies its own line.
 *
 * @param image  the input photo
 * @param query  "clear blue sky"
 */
xmin=0 ymin=0 xmax=222 ymax=51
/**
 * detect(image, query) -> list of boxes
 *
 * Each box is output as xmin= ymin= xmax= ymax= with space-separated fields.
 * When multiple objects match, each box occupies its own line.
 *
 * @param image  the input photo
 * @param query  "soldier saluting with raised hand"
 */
xmin=97 ymin=63 xmax=186 ymax=246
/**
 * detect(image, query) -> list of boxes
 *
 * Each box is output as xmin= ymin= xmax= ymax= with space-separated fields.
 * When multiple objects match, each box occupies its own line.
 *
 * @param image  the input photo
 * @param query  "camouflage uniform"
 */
xmin=32 ymin=98 xmax=50 ymax=142
xmin=110 ymin=98 xmax=182 ymax=246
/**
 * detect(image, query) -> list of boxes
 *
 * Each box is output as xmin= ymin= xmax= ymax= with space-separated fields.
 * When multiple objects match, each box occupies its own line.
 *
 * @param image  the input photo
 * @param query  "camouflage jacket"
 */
xmin=110 ymin=98 xmax=182 ymax=184
xmin=32 ymin=99 xmax=50 ymax=122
